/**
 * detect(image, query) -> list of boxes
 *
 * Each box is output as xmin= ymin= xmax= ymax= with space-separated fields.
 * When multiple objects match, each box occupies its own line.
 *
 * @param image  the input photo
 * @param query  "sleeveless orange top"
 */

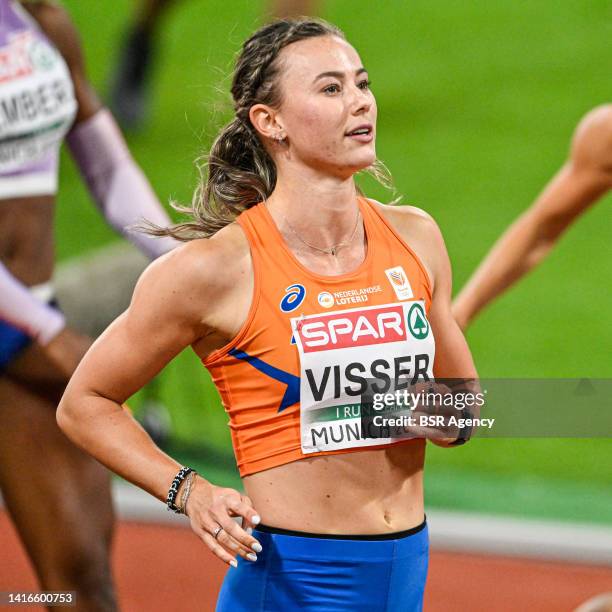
xmin=203 ymin=198 xmax=435 ymax=477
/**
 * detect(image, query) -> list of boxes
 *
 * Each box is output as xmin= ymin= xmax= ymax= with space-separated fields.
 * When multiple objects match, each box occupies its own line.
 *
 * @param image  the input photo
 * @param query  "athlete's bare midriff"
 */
xmin=243 ymin=439 xmax=426 ymax=533
xmin=0 ymin=196 xmax=55 ymax=285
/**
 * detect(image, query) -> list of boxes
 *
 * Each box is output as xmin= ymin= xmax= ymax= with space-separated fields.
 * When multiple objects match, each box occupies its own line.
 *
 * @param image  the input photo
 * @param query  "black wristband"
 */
xmin=449 ymin=422 xmax=473 ymax=446
xmin=166 ymin=466 xmax=193 ymax=513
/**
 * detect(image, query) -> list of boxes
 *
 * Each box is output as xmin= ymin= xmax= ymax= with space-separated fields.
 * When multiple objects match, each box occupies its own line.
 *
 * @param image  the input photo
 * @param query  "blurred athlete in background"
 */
xmin=110 ymin=0 xmax=320 ymax=129
xmin=0 ymin=1 xmax=176 ymax=609
xmin=453 ymin=105 xmax=612 ymax=330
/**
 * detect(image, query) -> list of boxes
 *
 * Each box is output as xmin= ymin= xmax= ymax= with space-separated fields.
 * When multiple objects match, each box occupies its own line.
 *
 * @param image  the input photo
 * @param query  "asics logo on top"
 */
xmin=280 ymin=283 xmax=306 ymax=313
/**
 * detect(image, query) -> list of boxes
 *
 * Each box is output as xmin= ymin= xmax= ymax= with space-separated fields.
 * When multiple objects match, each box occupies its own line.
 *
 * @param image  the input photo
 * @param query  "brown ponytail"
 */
xmin=149 ymin=18 xmax=395 ymax=241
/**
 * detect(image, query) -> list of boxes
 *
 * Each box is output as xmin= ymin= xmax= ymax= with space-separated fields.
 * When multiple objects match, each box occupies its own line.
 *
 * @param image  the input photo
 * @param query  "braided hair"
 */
xmin=153 ymin=18 xmax=392 ymax=240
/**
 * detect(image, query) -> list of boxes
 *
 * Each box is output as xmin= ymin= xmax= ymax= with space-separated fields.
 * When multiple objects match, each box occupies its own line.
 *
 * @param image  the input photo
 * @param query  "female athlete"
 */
xmin=58 ymin=18 xmax=478 ymax=611
xmin=0 ymin=1 xmax=176 ymax=609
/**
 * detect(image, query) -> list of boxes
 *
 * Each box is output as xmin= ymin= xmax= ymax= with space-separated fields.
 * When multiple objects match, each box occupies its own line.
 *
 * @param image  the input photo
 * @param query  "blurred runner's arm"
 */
xmin=0 ymin=260 xmax=65 ymax=344
xmin=36 ymin=3 xmax=179 ymax=259
xmin=0 ymin=262 xmax=92 ymax=379
xmin=66 ymin=110 xmax=179 ymax=258
xmin=453 ymin=105 xmax=612 ymax=330
xmin=57 ymin=241 xmax=261 ymax=566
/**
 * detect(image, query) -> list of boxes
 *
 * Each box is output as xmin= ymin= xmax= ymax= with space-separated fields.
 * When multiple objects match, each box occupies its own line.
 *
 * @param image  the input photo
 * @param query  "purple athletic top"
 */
xmin=0 ymin=0 xmax=77 ymax=197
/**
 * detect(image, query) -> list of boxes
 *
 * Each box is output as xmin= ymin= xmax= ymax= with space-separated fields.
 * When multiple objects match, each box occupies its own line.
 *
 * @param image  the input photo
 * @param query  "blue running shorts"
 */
xmin=0 ymin=319 xmax=31 ymax=372
xmin=0 ymin=296 xmax=60 ymax=373
xmin=216 ymin=519 xmax=428 ymax=612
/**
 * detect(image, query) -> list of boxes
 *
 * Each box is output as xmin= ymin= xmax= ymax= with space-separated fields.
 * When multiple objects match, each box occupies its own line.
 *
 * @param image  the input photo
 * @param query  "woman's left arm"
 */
xmin=29 ymin=2 xmax=178 ymax=258
xmin=423 ymin=211 xmax=479 ymax=383
xmin=380 ymin=204 xmax=479 ymax=446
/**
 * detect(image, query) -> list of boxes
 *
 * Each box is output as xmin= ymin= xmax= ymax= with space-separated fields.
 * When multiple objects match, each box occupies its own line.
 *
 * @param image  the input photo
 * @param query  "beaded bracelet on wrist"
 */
xmin=178 ymin=470 xmax=197 ymax=514
xmin=166 ymin=466 xmax=193 ymax=513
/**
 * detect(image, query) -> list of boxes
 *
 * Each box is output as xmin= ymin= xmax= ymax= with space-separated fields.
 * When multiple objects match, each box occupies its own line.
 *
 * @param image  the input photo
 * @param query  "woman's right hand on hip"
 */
xmin=186 ymin=478 xmax=263 ymax=567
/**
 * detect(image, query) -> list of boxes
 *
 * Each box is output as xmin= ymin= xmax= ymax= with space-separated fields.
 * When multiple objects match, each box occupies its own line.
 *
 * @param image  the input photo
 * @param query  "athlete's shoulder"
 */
xmin=132 ymin=222 xmax=250 ymax=319
xmin=22 ymin=1 xmax=82 ymax=68
xmin=368 ymin=198 xmax=444 ymax=243
xmin=23 ymin=2 xmax=104 ymax=123
xmin=367 ymin=199 xmax=447 ymax=291
xmin=571 ymin=104 xmax=612 ymax=173
xmin=576 ymin=104 xmax=612 ymax=136
xmin=149 ymin=222 xmax=249 ymax=291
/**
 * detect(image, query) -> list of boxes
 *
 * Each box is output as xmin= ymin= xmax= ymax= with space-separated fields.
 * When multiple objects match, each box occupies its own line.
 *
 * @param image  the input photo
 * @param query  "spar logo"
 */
xmin=408 ymin=302 xmax=429 ymax=339
xmin=295 ymin=304 xmax=406 ymax=353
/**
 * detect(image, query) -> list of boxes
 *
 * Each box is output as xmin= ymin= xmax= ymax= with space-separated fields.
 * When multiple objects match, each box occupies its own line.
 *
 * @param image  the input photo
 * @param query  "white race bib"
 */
xmin=291 ymin=301 xmax=435 ymax=453
xmin=0 ymin=31 xmax=77 ymax=170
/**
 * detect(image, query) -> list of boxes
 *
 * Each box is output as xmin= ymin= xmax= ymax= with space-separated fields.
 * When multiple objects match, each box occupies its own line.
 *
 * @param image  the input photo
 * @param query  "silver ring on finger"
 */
xmin=212 ymin=525 xmax=224 ymax=540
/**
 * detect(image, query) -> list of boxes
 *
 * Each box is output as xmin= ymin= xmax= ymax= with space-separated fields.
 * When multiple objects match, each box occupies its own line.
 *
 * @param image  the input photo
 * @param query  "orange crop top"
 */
xmin=203 ymin=198 xmax=435 ymax=477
